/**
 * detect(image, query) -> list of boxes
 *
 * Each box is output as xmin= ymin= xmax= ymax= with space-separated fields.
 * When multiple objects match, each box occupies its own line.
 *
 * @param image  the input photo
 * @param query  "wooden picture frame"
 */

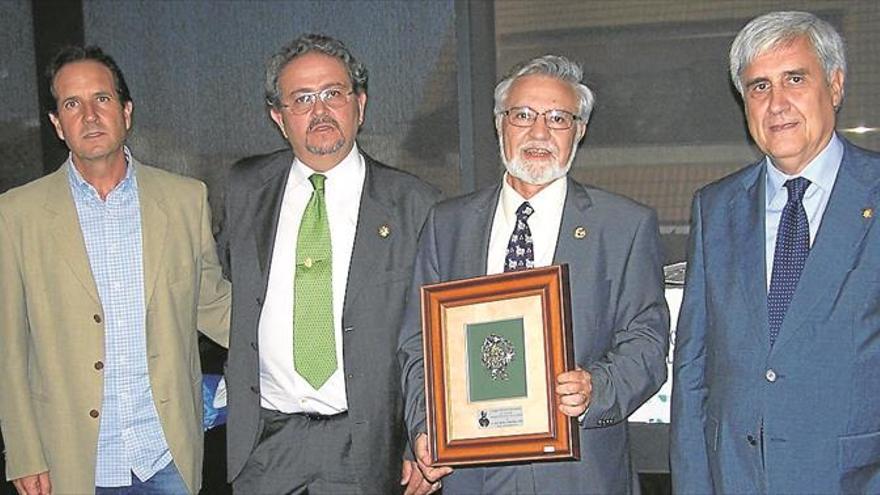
xmin=421 ymin=264 xmax=579 ymax=466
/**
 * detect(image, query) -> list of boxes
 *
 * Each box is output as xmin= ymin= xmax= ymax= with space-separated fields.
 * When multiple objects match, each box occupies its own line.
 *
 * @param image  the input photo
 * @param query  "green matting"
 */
xmin=466 ymin=317 xmax=528 ymax=401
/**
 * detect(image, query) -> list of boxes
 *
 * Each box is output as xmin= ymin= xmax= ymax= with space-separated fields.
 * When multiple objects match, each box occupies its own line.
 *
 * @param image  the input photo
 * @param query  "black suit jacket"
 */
xmin=217 ymin=149 xmax=440 ymax=492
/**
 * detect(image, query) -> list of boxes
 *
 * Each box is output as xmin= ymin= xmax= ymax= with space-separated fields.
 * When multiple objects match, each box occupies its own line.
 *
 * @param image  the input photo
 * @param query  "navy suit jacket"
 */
xmin=671 ymin=138 xmax=880 ymax=494
xmin=399 ymin=177 xmax=669 ymax=494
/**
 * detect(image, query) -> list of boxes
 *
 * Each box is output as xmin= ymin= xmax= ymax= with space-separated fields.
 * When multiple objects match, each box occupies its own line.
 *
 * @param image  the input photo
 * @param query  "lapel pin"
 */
xmin=573 ymin=226 xmax=587 ymax=239
xmin=378 ymin=224 xmax=391 ymax=238
xmin=862 ymin=207 xmax=873 ymax=219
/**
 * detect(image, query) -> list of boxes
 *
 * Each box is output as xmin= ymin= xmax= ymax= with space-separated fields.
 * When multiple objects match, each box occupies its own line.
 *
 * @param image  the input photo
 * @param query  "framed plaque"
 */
xmin=421 ymin=264 xmax=579 ymax=466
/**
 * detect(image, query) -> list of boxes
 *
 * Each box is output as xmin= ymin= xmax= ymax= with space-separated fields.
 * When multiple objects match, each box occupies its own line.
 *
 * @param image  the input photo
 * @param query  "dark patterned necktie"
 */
xmin=767 ymin=177 xmax=810 ymax=346
xmin=505 ymin=201 xmax=534 ymax=272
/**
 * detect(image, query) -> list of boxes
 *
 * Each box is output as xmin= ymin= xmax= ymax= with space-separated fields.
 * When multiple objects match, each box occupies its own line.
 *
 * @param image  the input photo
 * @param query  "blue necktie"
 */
xmin=505 ymin=202 xmax=534 ymax=272
xmin=767 ymin=177 xmax=810 ymax=346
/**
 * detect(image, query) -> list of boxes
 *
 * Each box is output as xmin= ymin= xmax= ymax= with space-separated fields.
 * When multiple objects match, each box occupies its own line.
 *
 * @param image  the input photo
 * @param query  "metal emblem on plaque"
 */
xmin=481 ymin=333 xmax=516 ymax=381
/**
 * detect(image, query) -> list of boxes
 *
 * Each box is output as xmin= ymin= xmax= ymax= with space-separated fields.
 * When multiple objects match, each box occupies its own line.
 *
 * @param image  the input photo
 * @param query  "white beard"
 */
xmin=498 ymin=131 xmax=577 ymax=185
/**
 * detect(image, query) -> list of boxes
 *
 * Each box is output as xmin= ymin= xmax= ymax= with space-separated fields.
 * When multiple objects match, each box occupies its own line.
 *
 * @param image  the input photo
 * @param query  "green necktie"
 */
xmin=293 ymin=173 xmax=336 ymax=389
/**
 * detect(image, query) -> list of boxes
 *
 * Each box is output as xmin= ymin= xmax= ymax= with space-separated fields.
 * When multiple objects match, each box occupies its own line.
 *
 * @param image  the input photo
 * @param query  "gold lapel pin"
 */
xmin=862 ymin=208 xmax=874 ymax=219
xmin=573 ymin=226 xmax=587 ymax=239
xmin=378 ymin=224 xmax=391 ymax=238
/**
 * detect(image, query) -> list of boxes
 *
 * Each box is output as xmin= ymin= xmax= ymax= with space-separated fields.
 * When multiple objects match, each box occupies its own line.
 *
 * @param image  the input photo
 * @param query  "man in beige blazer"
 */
xmin=0 ymin=46 xmax=230 ymax=494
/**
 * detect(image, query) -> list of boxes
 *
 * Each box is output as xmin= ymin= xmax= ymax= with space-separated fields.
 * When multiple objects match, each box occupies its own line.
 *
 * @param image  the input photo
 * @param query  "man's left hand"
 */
xmin=555 ymin=367 xmax=592 ymax=417
xmin=401 ymin=458 xmax=441 ymax=495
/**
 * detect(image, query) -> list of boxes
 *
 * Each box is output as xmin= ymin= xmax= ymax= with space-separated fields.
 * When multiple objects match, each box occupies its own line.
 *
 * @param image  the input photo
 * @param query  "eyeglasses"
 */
xmin=501 ymin=106 xmax=581 ymax=130
xmin=278 ymin=87 xmax=355 ymax=115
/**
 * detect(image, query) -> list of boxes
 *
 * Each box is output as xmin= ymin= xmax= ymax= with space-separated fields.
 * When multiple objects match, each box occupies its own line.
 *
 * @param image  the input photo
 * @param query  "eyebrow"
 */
xmin=745 ymin=68 xmax=809 ymax=88
xmin=288 ymin=82 xmax=348 ymax=95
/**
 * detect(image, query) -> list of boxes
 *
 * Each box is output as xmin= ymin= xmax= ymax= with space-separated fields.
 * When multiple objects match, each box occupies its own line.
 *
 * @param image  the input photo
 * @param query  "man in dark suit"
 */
xmin=398 ymin=54 xmax=670 ymax=494
xmin=671 ymin=11 xmax=880 ymax=494
xmin=217 ymin=34 xmax=440 ymax=495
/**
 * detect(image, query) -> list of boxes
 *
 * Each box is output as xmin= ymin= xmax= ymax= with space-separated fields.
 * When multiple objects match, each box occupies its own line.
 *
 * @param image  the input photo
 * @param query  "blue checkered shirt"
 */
xmin=67 ymin=153 xmax=172 ymax=487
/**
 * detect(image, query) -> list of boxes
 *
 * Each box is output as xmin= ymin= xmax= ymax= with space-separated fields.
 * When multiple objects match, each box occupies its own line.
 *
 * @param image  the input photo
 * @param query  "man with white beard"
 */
xmin=398 ymin=54 xmax=670 ymax=494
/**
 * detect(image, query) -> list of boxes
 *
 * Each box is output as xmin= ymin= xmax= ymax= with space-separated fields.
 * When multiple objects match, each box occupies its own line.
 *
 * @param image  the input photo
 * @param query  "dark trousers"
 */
xmin=233 ymin=409 xmax=359 ymax=495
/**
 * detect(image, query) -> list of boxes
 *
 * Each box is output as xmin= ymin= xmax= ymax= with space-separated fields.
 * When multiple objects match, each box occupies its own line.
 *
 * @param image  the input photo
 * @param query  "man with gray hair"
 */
xmin=218 ymin=33 xmax=440 ymax=494
xmin=672 ymin=11 xmax=880 ymax=493
xmin=399 ymin=54 xmax=669 ymax=494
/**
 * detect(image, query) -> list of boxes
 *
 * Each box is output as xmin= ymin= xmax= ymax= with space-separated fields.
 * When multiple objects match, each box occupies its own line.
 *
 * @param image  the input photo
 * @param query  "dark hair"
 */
xmin=46 ymin=45 xmax=132 ymax=113
xmin=265 ymin=33 xmax=368 ymax=109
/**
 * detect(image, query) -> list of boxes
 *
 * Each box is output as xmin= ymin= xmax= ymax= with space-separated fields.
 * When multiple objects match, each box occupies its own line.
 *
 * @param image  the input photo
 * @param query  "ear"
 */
xmin=356 ymin=91 xmax=367 ymax=126
xmin=122 ymin=101 xmax=133 ymax=132
xmin=48 ymin=112 xmax=65 ymax=141
xmin=829 ymin=69 xmax=845 ymax=110
xmin=575 ymin=121 xmax=587 ymax=142
xmin=269 ymin=107 xmax=288 ymax=139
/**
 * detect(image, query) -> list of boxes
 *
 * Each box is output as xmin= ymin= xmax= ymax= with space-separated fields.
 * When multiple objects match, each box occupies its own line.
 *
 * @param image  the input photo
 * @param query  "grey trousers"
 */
xmin=233 ymin=408 xmax=360 ymax=495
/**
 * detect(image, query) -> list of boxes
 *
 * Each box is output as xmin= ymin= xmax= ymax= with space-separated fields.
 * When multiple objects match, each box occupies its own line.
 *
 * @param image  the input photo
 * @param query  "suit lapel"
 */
xmin=729 ymin=164 xmax=771 ymax=347
xmin=250 ymin=154 xmax=293 ymax=283
xmin=46 ymin=167 xmax=100 ymax=304
xmin=553 ymin=178 xmax=592 ymax=267
xmin=135 ymin=165 xmax=170 ymax=309
xmin=343 ymin=157 xmax=395 ymax=314
xmin=774 ymin=143 xmax=880 ymax=350
xmin=462 ymin=184 xmax=500 ymax=277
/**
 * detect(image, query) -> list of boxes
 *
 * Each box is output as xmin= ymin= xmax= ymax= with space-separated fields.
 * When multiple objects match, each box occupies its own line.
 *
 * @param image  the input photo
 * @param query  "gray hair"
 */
xmin=729 ymin=11 xmax=846 ymax=96
xmin=265 ymin=33 xmax=368 ymax=109
xmin=494 ymin=55 xmax=596 ymax=123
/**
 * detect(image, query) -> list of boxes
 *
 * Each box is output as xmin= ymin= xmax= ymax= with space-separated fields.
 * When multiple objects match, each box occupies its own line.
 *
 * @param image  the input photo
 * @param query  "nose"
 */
xmin=768 ymin=86 xmax=790 ymax=115
xmin=311 ymin=97 xmax=330 ymax=115
xmin=528 ymin=115 xmax=551 ymax=140
xmin=82 ymin=101 xmax=99 ymax=122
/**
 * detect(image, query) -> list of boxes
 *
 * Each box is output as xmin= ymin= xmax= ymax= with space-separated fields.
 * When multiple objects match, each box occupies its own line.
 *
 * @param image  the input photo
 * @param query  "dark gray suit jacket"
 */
xmin=671 ymin=138 xmax=880 ymax=494
xmin=398 ymin=177 xmax=669 ymax=494
xmin=218 ymin=149 xmax=440 ymax=493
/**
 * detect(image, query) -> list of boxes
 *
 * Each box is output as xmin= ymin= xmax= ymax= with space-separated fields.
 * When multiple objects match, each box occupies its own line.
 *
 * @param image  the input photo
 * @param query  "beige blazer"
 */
xmin=0 ymin=159 xmax=230 ymax=494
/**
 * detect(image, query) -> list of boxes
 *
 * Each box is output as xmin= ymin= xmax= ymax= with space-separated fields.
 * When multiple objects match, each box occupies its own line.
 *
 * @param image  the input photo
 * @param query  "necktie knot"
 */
xmin=784 ymin=177 xmax=810 ymax=203
xmin=516 ymin=201 xmax=534 ymax=221
xmin=309 ymin=173 xmax=326 ymax=192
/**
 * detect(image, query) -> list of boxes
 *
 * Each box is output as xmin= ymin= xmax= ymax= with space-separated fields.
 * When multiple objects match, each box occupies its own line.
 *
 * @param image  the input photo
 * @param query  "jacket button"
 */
xmin=747 ymin=435 xmax=757 ymax=446
xmin=343 ymin=326 xmax=354 ymax=333
xmin=765 ymin=369 xmax=777 ymax=382
xmin=250 ymin=385 xmax=259 ymax=394
xmin=94 ymin=361 xmax=104 ymax=370
xmin=89 ymin=409 xmax=100 ymax=418
xmin=93 ymin=314 xmax=102 ymax=323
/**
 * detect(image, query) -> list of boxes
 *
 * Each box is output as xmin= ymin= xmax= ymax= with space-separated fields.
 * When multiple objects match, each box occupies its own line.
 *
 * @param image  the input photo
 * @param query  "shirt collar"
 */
xmin=765 ymin=133 xmax=842 ymax=205
xmin=500 ymin=173 xmax=567 ymax=221
xmin=67 ymin=146 xmax=136 ymax=201
xmin=291 ymin=144 xmax=363 ymax=192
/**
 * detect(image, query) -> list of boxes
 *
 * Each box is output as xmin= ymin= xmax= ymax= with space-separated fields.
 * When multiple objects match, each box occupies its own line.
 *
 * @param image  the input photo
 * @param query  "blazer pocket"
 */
xmin=839 ymin=429 xmax=880 ymax=470
xmin=839 ymin=430 xmax=880 ymax=492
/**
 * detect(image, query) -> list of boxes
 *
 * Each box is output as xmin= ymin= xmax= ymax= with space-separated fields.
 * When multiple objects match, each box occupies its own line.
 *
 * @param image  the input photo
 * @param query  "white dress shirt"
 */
xmin=487 ymin=174 xmax=567 ymax=275
xmin=764 ymin=133 xmax=842 ymax=289
xmin=258 ymin=145 xmax=365 ymax=414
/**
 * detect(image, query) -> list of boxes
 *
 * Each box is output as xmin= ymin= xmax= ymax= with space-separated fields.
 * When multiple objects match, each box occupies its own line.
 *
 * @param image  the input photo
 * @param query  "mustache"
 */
xmin=308 ymin=115 xmax=341 ymax=132
xmin=517 ymin=140 xmax=559 ymax=156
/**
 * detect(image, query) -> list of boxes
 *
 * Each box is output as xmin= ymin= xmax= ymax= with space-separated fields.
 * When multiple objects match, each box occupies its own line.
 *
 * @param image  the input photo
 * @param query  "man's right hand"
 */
xmin=414 ymin=433 xmax=453 ymax=489
xmin=12 ymin=471 xmax=51 ymax=495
